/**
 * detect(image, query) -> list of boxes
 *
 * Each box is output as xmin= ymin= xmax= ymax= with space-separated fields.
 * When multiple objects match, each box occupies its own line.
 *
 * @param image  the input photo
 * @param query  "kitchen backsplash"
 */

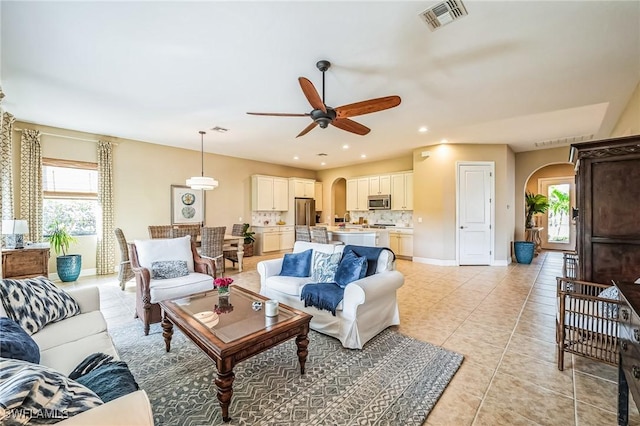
xmin=251 ymin=211 xmax=283 ymax=226
xmin=342 ymin=210 xmax=413 ymax=227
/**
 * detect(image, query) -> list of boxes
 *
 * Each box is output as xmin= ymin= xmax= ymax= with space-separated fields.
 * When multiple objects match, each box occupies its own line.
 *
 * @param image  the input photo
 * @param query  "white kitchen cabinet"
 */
xmin=314 ymin=182 xmax=323 ymax=211
xmin=252 ymin=175 xmax=289 ymax=211
xmin=369 ymin=175 xmax=391 ymax=195
xmin=389 ymin=228 xmax=413 ymax=258
xmin=291 ymin=178 xmax=315 ymax=198
xmin=254 ymin=226 xmax=295 ymax=254
xmin=391 ymin=172 xmax=413 ymax=210
xmin=346 ymin=178 xmax=370 ymax=211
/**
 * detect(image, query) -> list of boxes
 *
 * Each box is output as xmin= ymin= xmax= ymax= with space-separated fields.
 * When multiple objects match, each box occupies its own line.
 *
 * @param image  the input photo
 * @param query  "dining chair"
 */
xmin=172 ymin=224 xmax=201 ymax=245
xmin=223 ymin=224 xmax=245 ymax=268
xmin=148 ymin=225 xmax=173 ymax=239
xmin=114 ymin=227 xmax=135 ymax=290
xmin=200 ymin=226 xmax=227 ymax=277
xmin=295 ymin=225 xmax=312 ymax=242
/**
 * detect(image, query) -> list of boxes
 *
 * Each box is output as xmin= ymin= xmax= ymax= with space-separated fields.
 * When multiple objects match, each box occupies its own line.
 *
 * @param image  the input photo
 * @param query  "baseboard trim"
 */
xmin=49 ymin=268 xmax=97 ymax=282
xmin=412 ymin=257 xmax=458 ymax=266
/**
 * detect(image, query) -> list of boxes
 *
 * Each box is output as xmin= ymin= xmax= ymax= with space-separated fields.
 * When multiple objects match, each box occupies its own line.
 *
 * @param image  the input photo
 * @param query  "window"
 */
xmin=42 ymin=158 xmax=98 ymax=236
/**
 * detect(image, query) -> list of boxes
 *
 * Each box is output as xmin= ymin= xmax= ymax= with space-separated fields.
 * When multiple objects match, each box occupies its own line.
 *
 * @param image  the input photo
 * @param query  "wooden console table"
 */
xmin=525 ymin=227 xmax=543 ymax=256
xmin=616 ymin=281 xmax=640 ymax=426
xmin=1 ymin=245 xmax=50 ymax=279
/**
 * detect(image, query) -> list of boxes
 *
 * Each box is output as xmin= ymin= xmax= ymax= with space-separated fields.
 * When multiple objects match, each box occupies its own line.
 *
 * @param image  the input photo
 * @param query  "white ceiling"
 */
xmin=2 ymin=1 xmax=639 ymax=170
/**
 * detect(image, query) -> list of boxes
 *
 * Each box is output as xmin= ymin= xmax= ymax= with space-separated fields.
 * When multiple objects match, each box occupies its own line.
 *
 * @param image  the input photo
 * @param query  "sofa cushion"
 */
xmin=31 ymin=311 xmax=107 ymax=353
xmin=149 ymin=272 xmax=213 ymax=303
xmin=265 ymin=275 xmax=311 ymax=297
xmin=0 ymin=317 xmax=40 ymax=364
xmin=0 ymin=277 xmax=80 ymax=335
xmin=39 ymin=332 xmax=119 ymax=377
xmin=334 ymin=251 xmax=367 ymax=289
xmin=293 ymin=241 xmax=345 ymax=255
xmin=134 ymin=235 xmax=194 ymax=272
xmin=151 ymin=260 xmax=189 ymax=280
xmin=279 ymin=249 xmax=312 ymax=278
xmin=0 ymin=358 xmax=103 ymax=425
xmin=310 ymin=252 xmax=342 ymax=283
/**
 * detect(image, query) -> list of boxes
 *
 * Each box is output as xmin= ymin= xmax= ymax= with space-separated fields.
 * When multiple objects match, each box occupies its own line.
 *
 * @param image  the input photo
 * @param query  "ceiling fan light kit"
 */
xmin=186 ymin=130 xmax=219 ymax=190
xmin=247 ymin=59 xmax=401 ymax=138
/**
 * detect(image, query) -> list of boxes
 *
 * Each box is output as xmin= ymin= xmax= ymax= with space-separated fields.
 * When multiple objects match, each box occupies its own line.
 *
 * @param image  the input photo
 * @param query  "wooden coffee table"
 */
xmin=158 ymin=286 xmax=311 ymax=423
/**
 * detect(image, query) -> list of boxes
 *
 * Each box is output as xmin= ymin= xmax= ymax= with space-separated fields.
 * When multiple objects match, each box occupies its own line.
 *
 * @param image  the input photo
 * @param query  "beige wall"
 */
xmin=11 ymin=122 xmax=315 ymax=275
xmin=611 ymin=81 xmax=640 ymax=137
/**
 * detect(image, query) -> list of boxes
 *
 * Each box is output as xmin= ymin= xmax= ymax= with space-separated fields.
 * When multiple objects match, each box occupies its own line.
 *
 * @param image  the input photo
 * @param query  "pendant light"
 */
xmin=186 ymin=130 xmax=219 ymax=190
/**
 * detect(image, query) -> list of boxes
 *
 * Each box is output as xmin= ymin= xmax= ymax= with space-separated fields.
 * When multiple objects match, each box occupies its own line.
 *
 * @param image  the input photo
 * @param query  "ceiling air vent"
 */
xmin=419 ymin=0 xmax=468 ymax=32
xmin=535 ymin=134 xmax=594 ymax=148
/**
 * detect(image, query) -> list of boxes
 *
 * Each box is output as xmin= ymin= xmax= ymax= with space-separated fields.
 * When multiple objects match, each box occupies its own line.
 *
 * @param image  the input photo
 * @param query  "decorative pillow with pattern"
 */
xmin=310 ymin=252 xmax=342 ymax=283
xmin=598 ymin=286 xmax=620 ymax=319
xmin=0 ymin=358 xmax=103 ymax=425
xmin=0 ymin=277 xmax=80 ymax=336
xmin=151 ymin=260 xmax=189 ymax=280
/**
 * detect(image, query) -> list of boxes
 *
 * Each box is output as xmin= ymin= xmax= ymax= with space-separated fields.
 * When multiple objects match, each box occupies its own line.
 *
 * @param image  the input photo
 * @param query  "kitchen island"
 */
xmin=326 ymin=226 xmax=390 ymax=248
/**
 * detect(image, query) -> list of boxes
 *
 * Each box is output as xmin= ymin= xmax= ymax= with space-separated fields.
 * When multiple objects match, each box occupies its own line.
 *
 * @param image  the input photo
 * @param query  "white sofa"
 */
xmin=257 ymin=241 xmax=404 ymax=349
xmin=0 ymin=286 xmax=154 ymax=426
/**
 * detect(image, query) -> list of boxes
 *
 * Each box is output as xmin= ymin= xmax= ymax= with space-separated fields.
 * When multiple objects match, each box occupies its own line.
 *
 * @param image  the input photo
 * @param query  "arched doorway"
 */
xmin=331 ymin=178 xmax=347 ymax=224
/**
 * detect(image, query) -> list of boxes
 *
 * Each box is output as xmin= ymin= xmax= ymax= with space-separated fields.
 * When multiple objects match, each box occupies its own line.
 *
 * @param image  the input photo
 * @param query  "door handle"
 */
xmin=460 ymin=226 xmax=465 ymax=229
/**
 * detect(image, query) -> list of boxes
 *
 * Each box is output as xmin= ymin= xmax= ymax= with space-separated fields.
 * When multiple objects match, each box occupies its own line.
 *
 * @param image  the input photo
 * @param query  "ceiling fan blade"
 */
xmin=331 ymin=118 xmax=370 ymax=136
xmin=298 ymin=77 xmax=326 ymax=113
xmin=247 ymin=112 xmax=310 ymax=117
xmin=296 ymin=121 xmax=318 ymax=138
xmin=335 ymin=95 xmax=401 ymax=118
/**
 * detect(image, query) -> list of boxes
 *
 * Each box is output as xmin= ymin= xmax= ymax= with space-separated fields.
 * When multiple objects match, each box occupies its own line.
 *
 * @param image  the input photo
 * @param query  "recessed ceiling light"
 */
xmin=360 ymin=154 xmax=367 ymax=159
xmin=419 ymin=126 xmax=428 ymax=133
xmin=441 ymin=139 xmax=448 ymax=144
xmin=342 ymin=144 xmax=349 ymax=149
xmin=293 ymin=156 xmax=299 ymax=160
xmin=320 ymin=162 xmax=326 ymax=166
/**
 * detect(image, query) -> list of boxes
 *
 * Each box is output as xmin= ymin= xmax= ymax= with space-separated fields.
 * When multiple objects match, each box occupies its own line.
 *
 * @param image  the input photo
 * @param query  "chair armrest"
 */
xmin=192 ymin=241 xmax=216 ymax=277
xmin=257 ymin=259 xmax=284 ymax=288
xmin=66 ymin=286 xmax=100 ymax=313
xmin=57 ymin=390 xmax=153 ymax=426
xmin=343 ymin=271 xmax=404 ymax=318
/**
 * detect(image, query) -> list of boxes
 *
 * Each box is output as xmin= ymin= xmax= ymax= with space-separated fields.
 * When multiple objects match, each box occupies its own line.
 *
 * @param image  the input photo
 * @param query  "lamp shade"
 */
xmin=2 ymin=219 xmax=29 ymax=235
xmin=186 ymin=176 xmax=219 ymax=190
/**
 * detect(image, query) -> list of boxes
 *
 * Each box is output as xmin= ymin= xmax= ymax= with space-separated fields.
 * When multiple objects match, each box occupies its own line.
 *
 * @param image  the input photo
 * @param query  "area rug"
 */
xmin=110 ymin=322 xmax=463 ymax=425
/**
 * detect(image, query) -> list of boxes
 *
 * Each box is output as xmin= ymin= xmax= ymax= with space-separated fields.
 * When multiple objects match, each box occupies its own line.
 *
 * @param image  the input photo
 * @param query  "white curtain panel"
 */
xmin=96 ymin=141 xmax=115 ymax=275
xmin=20 ymin=129 xmax=43 ymax=242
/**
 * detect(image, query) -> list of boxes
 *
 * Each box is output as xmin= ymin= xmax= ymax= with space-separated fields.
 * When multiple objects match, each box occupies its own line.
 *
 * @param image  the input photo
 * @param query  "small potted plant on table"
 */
xmin=242 ymin=224 xmax=256 ymax=257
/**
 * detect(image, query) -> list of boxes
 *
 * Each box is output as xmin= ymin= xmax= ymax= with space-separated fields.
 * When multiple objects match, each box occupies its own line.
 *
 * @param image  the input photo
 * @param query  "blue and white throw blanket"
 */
xmin=301 ymin=246 xmax=395 ymax=316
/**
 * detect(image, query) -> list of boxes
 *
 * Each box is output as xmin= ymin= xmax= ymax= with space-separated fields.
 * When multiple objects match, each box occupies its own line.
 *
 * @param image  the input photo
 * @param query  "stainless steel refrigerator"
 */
xmin=295 ymin=198 xmax=316 ymax=226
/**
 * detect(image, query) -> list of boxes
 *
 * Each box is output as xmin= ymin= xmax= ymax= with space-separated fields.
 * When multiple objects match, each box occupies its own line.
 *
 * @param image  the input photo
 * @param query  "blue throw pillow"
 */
xmin=0 ymin=317 xmax=40 ymax=364
xmin=75 ymin=361 xmax=140 ymax=403
xmin=279 ymin=249 xmax=313 ymax=277
xmin=334 ymin=251 xmax=367 ymax=288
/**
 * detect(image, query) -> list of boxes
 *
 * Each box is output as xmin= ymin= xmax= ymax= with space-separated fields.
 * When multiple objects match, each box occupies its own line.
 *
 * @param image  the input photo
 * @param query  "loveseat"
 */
xmin=257 ymin=241 xmax=404 ymax=349
xmin=0 ymin=284 xmax=153 ymax=425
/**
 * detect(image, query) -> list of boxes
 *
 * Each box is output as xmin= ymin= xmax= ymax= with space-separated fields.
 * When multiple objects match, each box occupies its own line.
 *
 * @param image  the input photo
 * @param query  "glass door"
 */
xmin=538 ymin=177 xmax=575 ymax=251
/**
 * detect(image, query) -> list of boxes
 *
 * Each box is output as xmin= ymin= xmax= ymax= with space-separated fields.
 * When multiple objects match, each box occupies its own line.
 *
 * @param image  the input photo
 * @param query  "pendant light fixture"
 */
xmin=186 ymin=130 xmax=219 ymax=190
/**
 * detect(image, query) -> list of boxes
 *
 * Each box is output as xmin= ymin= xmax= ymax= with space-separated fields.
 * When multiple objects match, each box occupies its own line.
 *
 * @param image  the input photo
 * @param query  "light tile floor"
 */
xmin=64 ymin=250 xmax=639 ymax=425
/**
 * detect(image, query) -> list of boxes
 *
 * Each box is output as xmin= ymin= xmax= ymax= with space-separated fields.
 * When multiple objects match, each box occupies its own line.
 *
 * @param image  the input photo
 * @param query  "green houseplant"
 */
xmin=242 ymin=223 xmax=256 ymax=257
xmin=46 ymin=221 xmax=82 ymax=282
xmin=525 ymin=192 xmax=550 ymax=228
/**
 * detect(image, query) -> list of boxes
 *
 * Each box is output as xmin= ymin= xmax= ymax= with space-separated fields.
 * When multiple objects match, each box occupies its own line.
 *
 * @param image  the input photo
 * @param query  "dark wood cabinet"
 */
xmin=571 ymin=135 xmax=640 ymax=283
xmin=1 ymin=246 xmax=50 ymax=279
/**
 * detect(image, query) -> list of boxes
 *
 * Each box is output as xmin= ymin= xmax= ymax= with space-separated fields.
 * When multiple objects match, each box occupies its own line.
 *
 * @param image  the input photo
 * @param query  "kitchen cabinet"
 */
xmin=391 ymin=172 xmax=413 ymax=210
xmin=369 ymin=175 xmax=391 ymax=195
xmin=2 ymin=246 xmax=50 ymax=279
xmin=346 ymin=178 xmax=369 ymax=211
xmin=389 ymin=229 xmax=413 ymax=258
xmin=252 ymin=175 xmax=288 ymax=211
xmin=290 ymin=178 xmax=315 ymax=198
xmin=314 ymin=182 xmax=323 ymax=211
xmin=254 ymin=226 xmax=295 ymax=254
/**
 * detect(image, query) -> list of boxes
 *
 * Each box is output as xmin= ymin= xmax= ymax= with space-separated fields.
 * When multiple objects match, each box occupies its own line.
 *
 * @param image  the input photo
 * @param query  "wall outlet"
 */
xmin=239 ymin=217 xmax=243 ymax=222
xmin=418 ymin=217 xmax=423 ymax=223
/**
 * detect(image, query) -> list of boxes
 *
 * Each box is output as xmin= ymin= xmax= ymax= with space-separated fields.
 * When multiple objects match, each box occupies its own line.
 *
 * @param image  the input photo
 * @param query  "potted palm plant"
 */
xmin=525 ymin=192 xmax=550 ymax=228
xmin=46 ymin=221 xmax=82 ymax=282
xmin=242 ymin=223 xmax=256 ymax=257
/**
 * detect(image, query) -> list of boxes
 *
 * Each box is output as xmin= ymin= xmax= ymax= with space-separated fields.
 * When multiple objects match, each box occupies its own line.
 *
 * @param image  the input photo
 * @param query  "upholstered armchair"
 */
xmin=129 ymin=235 xmax=216 ymax=335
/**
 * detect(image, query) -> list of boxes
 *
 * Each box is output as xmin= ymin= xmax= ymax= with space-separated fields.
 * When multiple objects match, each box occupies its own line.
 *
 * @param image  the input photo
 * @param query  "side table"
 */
xmin=1 ymin=246 xmax=50 ymax=279
xmin=525 ymin=227 xmax=544 ymax=256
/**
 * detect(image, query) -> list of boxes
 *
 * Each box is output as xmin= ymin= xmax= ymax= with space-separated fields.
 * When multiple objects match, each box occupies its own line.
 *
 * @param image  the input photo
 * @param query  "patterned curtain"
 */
xmin=1 ymin=109 xmax=15 ymax=221
xmin=96 ymin=141 xmax=115 ymax=275
xmin=20 ymin=129 xmax=43 ymax=242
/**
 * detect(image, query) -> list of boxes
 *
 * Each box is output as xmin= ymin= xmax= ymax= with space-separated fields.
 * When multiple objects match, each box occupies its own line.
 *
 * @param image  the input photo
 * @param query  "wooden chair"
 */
xmin=148 ymin=225 xmax=173 ymax=239
xmin=201 ymin=226 xmax=226 ymax=277
xmin=114 ymin=228 xmax=134 ymax=290
xmin=295 ymin=225 xmax=311 ymax=242
xmin=224 ymin=224 xmax=245 ymax=269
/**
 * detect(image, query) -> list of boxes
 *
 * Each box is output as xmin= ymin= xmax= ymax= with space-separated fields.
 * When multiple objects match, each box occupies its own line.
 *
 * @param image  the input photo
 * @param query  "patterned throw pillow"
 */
xmin=310 ymin=252 xmax=342 ymax=283
xmin=0 ymin=277 xmax=80 ymax=336
xmin=598 ymin=286 xmax=620 ymax=319
xmin=151 ymin=260 xmax=189 ymax=280
xmin=0 ymin=358 xmax=103 ymax=425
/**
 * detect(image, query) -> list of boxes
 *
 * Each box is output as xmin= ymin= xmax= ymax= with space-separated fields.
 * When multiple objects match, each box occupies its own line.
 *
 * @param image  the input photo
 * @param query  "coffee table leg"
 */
xmin=161 ymin=313 xmax=173 ymax=352
xmin=296 ymin=333 xmax=309 ymax=374
xmin=215 ymin=369 xmax=235 ymax=422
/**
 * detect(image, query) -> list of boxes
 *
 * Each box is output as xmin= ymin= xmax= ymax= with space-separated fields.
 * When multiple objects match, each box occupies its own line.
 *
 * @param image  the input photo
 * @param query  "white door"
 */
xmin=538 ymin=177 xmax=576 ymax=251
xmin=458 ymin=163 xmax=493 ymax=265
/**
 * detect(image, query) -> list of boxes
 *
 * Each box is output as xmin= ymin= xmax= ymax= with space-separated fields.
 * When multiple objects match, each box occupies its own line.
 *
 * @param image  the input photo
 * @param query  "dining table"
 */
xmin=223 ymin=234 xmax=244 ymax=272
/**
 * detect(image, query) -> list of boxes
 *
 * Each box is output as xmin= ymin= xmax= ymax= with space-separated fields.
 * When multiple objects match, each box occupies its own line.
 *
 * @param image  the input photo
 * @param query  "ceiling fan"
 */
xmin=247 ymin=60 xmax=401 ymax=138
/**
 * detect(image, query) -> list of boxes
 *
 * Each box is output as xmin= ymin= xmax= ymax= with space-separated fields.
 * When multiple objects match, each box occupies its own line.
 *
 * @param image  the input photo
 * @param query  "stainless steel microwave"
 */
xmin=368 ymin=194 xmax=391 ymax=210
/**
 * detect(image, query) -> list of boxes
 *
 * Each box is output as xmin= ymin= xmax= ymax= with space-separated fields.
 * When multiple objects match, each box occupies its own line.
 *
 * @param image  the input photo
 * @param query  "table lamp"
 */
xmin=2 ymin=219 xmax=29 ymax=249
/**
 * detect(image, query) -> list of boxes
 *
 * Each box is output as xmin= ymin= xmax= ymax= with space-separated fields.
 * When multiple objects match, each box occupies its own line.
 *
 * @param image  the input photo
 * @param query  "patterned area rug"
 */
xmin=110 ymin=322 xmax=463 ymax=425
